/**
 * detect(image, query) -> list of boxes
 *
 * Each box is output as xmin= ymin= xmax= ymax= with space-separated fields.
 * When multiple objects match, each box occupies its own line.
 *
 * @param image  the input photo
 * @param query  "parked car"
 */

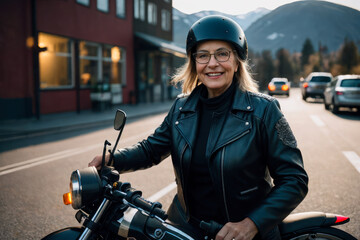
xmin=268 ymin=78 xmax=290 ymax=97
xmin=324 ymin=74 xmax=360 ymax=113
xmin=301 ymin=72 xmax=333 ymax=101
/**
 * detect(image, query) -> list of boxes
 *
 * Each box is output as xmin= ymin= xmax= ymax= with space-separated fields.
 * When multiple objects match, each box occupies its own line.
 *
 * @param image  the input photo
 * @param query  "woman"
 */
xmin=89 ymin=15 xmax=308 ymax=240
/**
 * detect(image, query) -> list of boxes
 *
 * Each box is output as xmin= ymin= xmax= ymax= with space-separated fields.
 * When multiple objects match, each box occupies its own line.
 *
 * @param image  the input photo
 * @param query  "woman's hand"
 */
xmin=88 ymin=153 xmax=110 ymax=170
xmin=215 ymin=217 xmax=258 ymax=240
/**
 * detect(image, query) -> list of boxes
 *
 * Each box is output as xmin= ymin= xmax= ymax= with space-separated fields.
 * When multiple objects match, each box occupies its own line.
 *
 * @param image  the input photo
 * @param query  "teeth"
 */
xmin=208 ymin=73 xmax=222 ymax=76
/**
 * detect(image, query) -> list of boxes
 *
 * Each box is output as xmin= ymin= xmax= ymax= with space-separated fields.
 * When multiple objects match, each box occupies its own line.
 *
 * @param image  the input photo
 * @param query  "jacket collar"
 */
xmin=180 ymin=83 xmax=254 ymax=113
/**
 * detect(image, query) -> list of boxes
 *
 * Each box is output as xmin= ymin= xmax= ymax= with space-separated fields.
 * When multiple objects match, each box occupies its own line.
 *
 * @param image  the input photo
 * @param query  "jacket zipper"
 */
xmin=220 ymin=129 xmax=251 ymax=222
xmin=221 ymin=147 xmax=230 ymax=221
xmin=180 ymin=143 xmax=187 ymax=188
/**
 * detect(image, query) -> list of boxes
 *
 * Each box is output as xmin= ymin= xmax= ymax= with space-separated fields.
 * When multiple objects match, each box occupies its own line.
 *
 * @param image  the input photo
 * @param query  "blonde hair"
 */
xmin=171 ymin=51 xmax=258 ymax=94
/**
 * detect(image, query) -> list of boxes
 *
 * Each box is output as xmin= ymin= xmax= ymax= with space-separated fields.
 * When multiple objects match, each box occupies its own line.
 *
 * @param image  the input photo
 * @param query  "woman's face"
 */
xmin=195 ymin=40 xmax=239 ymax=98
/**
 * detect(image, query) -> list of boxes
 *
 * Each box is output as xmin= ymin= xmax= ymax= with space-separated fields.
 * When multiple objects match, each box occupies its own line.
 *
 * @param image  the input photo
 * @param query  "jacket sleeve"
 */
xmin=112 ymin=99 xmax=178 ymax=173
xmin=248 ymin=99 xmax=309 ymax=236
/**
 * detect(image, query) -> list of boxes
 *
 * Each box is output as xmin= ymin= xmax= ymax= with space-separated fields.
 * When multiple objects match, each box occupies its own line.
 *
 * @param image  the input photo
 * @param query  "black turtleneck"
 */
xmin=188 ymin=80 xmax=236 ymax=224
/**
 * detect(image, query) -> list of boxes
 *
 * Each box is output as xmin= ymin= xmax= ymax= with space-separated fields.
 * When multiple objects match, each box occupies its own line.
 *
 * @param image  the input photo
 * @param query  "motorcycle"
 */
xmin=42 ymin=109 xmax=357 ymax=240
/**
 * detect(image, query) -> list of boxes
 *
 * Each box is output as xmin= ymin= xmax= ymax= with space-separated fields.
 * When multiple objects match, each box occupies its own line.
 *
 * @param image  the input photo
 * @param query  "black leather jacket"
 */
xmin=113 ymin=85 xmax=308 ymax=236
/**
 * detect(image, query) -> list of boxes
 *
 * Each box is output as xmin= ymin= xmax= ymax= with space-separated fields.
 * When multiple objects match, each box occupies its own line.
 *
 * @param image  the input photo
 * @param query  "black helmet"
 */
xmin=186 ymin=15 xmax=248 ymax=60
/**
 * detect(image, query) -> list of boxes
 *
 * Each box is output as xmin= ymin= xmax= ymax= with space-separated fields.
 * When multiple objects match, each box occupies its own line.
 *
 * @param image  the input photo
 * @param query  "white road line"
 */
xmin=0 ymin=145 xmax=99 ymax=176
xmin=0 ymin=131 xmax=153 ymax=176
xmin=148 ymin=182 xmax=177 ymax=202
xmin=343 ymin=151 xmax=360 ymax=174
xmin=310 ymin=115 xmax=325 ymax=127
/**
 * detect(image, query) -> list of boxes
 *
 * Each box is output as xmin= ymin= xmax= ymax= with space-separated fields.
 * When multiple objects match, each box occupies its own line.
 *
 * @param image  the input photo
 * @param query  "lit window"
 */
xmin=79 ymin=41 xmax=100 ymax=88
xmin=77 ymin=0 xmax=89 ymax=6
xmin=161 ymin=9 xmax=171 ymax=31
xmin=116 ymin=0 xmax=126 ymax=18
xmin=97 ymin=0 xmax=109 ymax=13
xmin=39 ymin=33 xmax=73 ymax=89
xmin=79 ymin=42 xmax=126 ymax=88
xmin=102 ymin=45 xmax=126 ymax=86
xmin=148 ymin=3 xmax=157 ymax=25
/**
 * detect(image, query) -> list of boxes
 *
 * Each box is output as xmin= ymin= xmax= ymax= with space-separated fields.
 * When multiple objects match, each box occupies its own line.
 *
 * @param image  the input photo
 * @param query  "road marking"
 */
xmin=310 ymin=115 xmax=325 ymax=127
xmin=0 ymin=145 xmax=99 ymax=176
xmin=0 ymin=131 xmax=153 ymax=176
xmin=343 ymin=151 xmax=360 ymax=174
xmin=148 ymin=182 xmax=177 ymax=202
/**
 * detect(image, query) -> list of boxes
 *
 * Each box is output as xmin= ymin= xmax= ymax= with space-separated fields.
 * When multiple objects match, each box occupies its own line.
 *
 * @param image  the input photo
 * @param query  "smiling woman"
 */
xmin=89 ymin=14 xmax=308 ymax=240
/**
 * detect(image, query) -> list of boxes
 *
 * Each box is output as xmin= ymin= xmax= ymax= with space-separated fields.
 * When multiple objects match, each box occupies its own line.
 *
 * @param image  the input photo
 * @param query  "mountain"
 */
xmin=245 ymin=0 xmax=360 ymax=54
xmin=172 ymin=8 xmax=270 ymax=48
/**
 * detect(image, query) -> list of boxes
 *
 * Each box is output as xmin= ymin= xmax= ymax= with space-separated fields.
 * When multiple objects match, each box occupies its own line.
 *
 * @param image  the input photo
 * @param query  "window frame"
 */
xmin=97 ymin=0 xmax=109 ymax=13
xmin=76 ymin=0 xmax=90 ymax=7
xmin=116 ymin=0 xmax=126 ymax=19
xmin=39 ymin=32 xmax=75 ymax=90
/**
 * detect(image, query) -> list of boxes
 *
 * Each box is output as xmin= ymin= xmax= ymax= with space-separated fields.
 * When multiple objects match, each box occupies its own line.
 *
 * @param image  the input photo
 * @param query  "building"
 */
xmin=133 ymin=0 xmax=185 ymax=103
xmin=0 ymin=0 xmax=185 ymax=120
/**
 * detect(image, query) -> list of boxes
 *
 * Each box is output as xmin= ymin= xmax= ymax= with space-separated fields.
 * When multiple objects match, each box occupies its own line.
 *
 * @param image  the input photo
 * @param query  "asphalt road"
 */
xmin=0 ymin=88 xmax=359 ymax=239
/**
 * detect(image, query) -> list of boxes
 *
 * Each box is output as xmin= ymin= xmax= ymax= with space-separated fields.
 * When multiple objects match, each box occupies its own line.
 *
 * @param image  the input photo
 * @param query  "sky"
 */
xmin=172 ymin=0 xmax=360 ymax=15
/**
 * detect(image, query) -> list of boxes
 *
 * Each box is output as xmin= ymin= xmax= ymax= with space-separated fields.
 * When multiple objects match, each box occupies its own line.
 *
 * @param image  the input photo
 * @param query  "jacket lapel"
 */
xmin=210 ymin=90 xmax=254 ymax=156
xmin=174 ymin=86 xmax=201 ymax=150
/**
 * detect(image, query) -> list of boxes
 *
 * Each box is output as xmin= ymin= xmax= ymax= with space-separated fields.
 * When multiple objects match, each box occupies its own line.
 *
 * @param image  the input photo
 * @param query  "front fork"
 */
xmin=78 ymin=198 xmax=111 ymax=240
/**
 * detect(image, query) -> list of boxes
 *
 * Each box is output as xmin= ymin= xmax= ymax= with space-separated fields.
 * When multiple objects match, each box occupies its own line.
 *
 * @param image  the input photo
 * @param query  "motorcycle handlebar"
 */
xmin=121 ymin=184 xmax=168 ymax=220
xmin=200 ymin=220 xmax=223 ymax=238
xmin=132 ymin=196 xmax=168 ymax=220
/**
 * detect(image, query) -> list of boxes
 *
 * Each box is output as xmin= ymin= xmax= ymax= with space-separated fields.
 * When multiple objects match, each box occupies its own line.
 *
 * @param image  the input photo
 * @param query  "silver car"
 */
xmin=324 ymin=75 xmax=360 ymax=113
xmin=301 ymin=72 xmax=333 ymax=101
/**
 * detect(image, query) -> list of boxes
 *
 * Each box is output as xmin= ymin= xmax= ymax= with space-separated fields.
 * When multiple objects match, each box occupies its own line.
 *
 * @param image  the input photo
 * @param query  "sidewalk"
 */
xmin=0 ymin=101 xmax=173 ymax=142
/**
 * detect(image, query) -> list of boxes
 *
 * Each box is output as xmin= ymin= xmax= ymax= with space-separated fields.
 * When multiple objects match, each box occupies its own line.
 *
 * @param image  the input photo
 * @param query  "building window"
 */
xmin=102 ymin=45 xmax=126 ymax=86
xmin=116 ymin=0 xmax=126 ymax=18
xmin=134 ymin=0 xmax=145 ymax=21
xmin=39 ymin=33 xmax=73 ymax=89
xmin=161 ymin=9 xmax=171 ymax=31
xmin=97 ymin=0 xmax=109 ymax=13
xmin=77 ymin=0 xmax=90 ymax=6
xmin=148 ymin=2 xmax=157 ymax=25
xmin=79 ymin=41 xmax=100 ymax=88
xmin=79 ymin=41 xmax=126 ymax=88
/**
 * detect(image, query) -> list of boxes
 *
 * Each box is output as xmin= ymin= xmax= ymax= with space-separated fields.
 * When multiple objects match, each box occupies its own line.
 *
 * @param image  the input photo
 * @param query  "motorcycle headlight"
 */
xmin=63 ymin=166 xmax=102 ymax=209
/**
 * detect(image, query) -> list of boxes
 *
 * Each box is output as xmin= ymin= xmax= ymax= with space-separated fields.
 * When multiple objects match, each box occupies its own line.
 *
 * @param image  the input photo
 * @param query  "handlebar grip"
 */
xmin=200 ymin=220 xmax=223 ymax=238
xmin=133 ymin=196 xmax=168 ymax=220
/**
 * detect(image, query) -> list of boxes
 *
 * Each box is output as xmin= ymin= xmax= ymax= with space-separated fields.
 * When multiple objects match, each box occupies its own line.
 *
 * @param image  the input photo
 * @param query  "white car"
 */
xmin=324 ymin=75 xmax=360 ymax=113
xmin=268 ymin=78 xmax=290 ymax=97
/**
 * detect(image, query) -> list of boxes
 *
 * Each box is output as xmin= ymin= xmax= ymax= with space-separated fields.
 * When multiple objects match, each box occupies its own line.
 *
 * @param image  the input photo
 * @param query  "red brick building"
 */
xmin=1 ymin=0 xmax=135 ymax=119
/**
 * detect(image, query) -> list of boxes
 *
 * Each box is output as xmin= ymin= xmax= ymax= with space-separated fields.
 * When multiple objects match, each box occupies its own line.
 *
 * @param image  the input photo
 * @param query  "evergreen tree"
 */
xmin=301 ymin=38 xmax=315 ymax=68
xmin=276 ymin=48 xmax=294 ymax=80
xmin=339 ymin=39 xmax=359 ymax=72
xmin=257 ymin=50 xmax=275 ymax=91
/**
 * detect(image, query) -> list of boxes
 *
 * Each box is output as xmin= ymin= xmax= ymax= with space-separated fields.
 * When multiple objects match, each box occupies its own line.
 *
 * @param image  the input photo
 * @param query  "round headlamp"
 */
xmin=70 ymin=166 xmax=102 ymax=209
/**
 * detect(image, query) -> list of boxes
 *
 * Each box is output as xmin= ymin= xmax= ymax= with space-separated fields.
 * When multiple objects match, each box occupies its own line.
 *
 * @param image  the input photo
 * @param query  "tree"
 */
xmin=256 ymin=50 xmax=275 ymax=91
xmin=276 ymin=48 xmax=294 ymax=81
xmin=339 ymin=39 xmax=359 ymax=73
xmin=301 ymin=38 xmax=315 ymax=68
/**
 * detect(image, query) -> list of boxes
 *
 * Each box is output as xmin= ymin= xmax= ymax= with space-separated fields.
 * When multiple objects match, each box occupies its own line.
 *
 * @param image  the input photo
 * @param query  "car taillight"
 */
xmin=282 ymin=85 xmax=289 ymax=91
xmin=336 ymin=91 xmax=343 ymax=95
xmin=268 ymin=84 xmax=276 ymax=91
xmin=303 ymin=82 xmax=309 ymax=88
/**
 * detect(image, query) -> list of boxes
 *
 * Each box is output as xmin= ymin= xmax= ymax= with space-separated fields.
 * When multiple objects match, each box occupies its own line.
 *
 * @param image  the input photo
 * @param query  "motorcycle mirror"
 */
xmin=108 ymin=110 xmax=127 ymax=167
xmin=114 ymin=110 xmax=126 ymax=131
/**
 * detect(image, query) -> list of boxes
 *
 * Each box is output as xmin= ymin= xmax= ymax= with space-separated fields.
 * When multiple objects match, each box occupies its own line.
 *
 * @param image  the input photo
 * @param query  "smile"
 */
xmin=207 ymin=73 xmax=223 ymax=77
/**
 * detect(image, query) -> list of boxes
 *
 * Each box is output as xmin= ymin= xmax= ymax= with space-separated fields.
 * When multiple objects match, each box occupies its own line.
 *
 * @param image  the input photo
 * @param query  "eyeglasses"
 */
xmin=192 ymin=49 xmax=235 ymax=64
